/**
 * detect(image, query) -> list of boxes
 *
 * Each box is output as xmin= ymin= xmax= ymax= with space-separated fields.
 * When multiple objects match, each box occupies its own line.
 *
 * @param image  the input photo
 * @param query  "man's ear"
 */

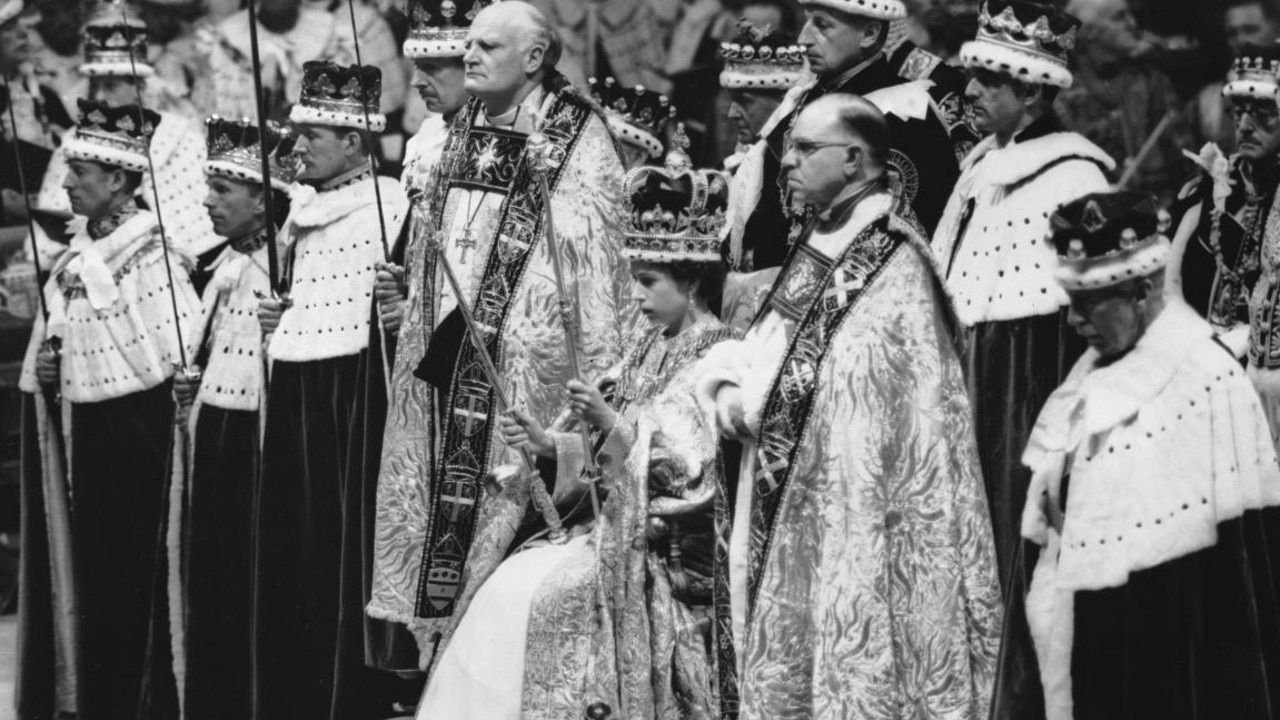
xmin=1133 ymin=277 xmax=1155 ymax=304
xmin=859 ymin=19 xmax=884 ymax=51
xmin=1021 ymin=82 xmax=1044 ymax=111
xmin=109 ymin=167 xmax=128 ymax=195
xmin=253 ymin=188 xmax=268 ymax=219
xmin=843 ymin=144 xmax=864 ymax=176
xmin=524 ymin=42 xmax=545 ymax=76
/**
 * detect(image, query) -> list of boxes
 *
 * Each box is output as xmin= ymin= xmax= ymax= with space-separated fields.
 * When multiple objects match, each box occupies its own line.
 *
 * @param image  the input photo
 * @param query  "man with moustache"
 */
xmin=1177 ymin=44 xmax=1280 ymax=450
xmin=723 ymin=0 xmax=977 ymax=272
xmin=367 ymin=0 xmax=634 ymax=669
xmin=251 ymin=60 xmax=410 ymax=720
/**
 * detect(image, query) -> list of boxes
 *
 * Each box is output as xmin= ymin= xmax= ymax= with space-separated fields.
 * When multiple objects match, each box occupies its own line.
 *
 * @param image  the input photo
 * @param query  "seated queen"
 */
xmin=416 ymin=130 xmax=738 ymax=720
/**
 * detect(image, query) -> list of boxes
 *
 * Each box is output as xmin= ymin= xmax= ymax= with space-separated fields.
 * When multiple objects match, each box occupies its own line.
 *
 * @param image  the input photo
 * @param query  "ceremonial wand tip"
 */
xmin=585 ymin=701 xmax=613 ymax=719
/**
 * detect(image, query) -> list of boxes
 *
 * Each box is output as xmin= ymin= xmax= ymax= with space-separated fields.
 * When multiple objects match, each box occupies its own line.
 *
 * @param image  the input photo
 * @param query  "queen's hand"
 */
xmin=567 ymin=379 xmax=617 ymax=433
xmin=500 ymin=408 xmax=556 ymax=459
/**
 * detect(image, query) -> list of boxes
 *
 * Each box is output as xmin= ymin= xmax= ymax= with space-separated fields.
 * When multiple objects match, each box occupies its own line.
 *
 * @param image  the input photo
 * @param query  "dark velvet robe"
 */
xmin=737 ymin=41 xmax=975 ymax=270
xmin=1070 ymin=508 xmax=1280 ymax=719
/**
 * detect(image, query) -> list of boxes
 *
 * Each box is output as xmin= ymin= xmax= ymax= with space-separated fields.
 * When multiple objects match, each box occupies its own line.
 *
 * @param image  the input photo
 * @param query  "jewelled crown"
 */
xmin=1224 ymin=44 xmax=1280 ymax=100
xmin=81 ymin=22 xmax=154 ymax=78
xmin=404 ymin=0 xmax=492 ymax=58
xmin=63 ymin=97 xmax=160 ymax=173
xmin=1050 ymin=191 xmax=1172 ymax=291
xmin=589 ymin=77 xmax=673 ymax=160
xmin=719 ymin=21 xmax=805 ymax=91
xmin=290 ymin=61 xmax=386 ymax=132
xmin=960 ymin=0 xmax=1080 ymax=88
xmin=622 ymin=127 xmax=729 ymax=263
xmin=204 ymin=116 xmax=301 ymax=192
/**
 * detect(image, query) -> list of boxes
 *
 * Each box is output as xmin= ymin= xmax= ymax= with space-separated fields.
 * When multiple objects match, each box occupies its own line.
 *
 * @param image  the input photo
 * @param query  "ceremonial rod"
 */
xmin=244 ymin=0 xmax=282 ymax=294
xmin=526 ymin=132 xmax=603 ymax=522
xmin=115 ymin=1 xmax=191 ymax=372
xmin=433 ymin=235 xmax=566 ymax=542
xmin=1117 ymin=110 xmax=1175 ymax=190
xmin=1 ymin=73 xmax=51 ymax=326
xmin=342 ymin=0 xmax=391 ymax=262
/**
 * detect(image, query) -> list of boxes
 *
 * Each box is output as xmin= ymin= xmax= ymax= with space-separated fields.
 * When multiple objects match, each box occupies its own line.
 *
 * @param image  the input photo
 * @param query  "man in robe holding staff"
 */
xmin=252 ymin=58 xmax=411 ymax=720
xmin=19 ymin=96 xmax=200 ymax=720
xmin=366 ymin=0 xmax=636 ymax=669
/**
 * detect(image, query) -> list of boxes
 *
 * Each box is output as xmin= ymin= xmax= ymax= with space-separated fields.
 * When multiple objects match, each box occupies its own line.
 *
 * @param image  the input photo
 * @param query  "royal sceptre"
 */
xmin=430 ymin=232 xmax=567 ymax=542
xmin=526 ymin=130 xmax=604 ymax=522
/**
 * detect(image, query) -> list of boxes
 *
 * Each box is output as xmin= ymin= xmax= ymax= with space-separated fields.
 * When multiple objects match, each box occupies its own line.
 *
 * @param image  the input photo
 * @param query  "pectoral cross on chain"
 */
xmin=457 ymin=226 xmax=476 ymax=263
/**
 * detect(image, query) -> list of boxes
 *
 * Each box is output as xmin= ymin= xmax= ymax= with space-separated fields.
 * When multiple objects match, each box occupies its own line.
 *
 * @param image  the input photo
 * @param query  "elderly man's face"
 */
xmin=727 ymin=89 xmax=784 ymax=145
xmin=464 ymin=11 xmax=536 ymax=103
xmin=413 ymin=57 xmax=468 ymax=116
xmin=798 ymin=7 xmax=878 ymax=79
xmin=1226 ymin=3 xmax=1280 ymax=56
xmin=1066 ymin=282 xmax=1148 ymax=359
xmin=1230 ymin=97 xmax=1280 ymax=162
xmin=780 ymin=107 xmax=859 ymax=209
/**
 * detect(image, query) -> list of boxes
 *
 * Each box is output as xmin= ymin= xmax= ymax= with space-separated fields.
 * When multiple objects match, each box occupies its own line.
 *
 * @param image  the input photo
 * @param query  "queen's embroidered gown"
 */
xmin=420 ymin=313 xmax=738 ymax=720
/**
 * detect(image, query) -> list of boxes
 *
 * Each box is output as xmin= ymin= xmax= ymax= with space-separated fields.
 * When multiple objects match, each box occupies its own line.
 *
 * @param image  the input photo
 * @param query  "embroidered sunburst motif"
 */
xmin=475 ymin=136 xmax=501 ymax=173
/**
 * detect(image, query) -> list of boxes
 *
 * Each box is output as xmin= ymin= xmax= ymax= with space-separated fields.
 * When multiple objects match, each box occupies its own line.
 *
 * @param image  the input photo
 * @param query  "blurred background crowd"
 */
xmin=0 ymin=0 xmax=1273 ymax=611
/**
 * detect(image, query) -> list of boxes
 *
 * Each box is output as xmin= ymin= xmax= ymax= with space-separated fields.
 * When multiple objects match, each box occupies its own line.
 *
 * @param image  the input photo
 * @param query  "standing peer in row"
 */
xmin=253 ymin=60 xmax=410 ymax=720
xmin=933 ymin=0 xmax=1112 ymax=596
xmin=164 ymin=117 xmax=297 ymax=720
xmin=1024 ymin=191 xmax=1280 ymax=719
xmin=20 ymin=98 xmax=200 ymax=719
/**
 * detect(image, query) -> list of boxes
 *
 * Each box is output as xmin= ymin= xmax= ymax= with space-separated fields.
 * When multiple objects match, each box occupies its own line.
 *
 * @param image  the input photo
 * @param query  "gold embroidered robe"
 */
xmin=699 ymin=192 xmax=1002 ymax=719
xmin=423 ymin=315 xmax=736 ymax=719
xmin=368 ymin=87 xmax=637 ymax=656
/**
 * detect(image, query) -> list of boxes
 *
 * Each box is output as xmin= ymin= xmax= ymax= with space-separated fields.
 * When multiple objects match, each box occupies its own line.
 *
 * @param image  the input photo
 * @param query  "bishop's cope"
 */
xmin=696 ymin=93 xmax=1001 ymax=718
xmin=366 ymin=1 xmax=637 ymax=662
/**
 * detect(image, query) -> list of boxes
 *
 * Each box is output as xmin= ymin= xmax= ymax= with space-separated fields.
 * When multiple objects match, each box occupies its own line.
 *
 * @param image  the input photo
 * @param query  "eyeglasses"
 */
xmin=1230 ymin=101 xmax=1280 ymax=129
xmin=783 ymin=138 xmax=854 ymax=160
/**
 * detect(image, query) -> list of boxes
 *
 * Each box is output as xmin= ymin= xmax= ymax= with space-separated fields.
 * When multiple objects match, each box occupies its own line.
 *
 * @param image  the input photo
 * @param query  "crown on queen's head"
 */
xmin=960 ymin=0 xmax=1080 ymax=88
xmin=63 ymin=97 xmax=160 ymax=173
xmin=1224 ymin=44 xmax=1280 ymax=100
xmin=622 ymin=127 xmax=729 ymax=264
xmin=719 ymin=20 xmax=805 ymax=91
xmin=404 ymin=0 xmax=493 ymax=58
xmin=589 ymin=77 xmax=673 ymax=160
xmin=291 ymin=61 xmax=386 ymax=132
xmin=205 ymin=116 xmax=301 ymax=192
